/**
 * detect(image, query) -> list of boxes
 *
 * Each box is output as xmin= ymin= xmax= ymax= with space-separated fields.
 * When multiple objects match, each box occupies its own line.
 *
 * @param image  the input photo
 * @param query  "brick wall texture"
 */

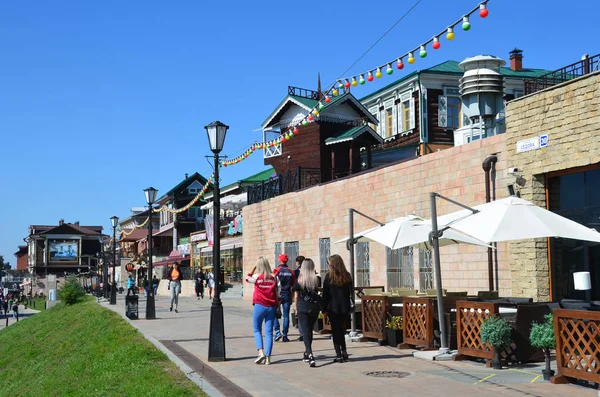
xmin=505 ymin=72 xmax=600 ymax=301
xmin=243 ymin=134 xmax=511 ymax=299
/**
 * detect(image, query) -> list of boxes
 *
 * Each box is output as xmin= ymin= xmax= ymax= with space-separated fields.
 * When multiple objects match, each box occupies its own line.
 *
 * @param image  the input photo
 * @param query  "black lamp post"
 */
xmin=110 ymin=215 xmax=119 ymax=305
xmin=205 ymin=120 xmax=228 ymax=362
xmin=144 ymin=186 xmax=158 ymax=320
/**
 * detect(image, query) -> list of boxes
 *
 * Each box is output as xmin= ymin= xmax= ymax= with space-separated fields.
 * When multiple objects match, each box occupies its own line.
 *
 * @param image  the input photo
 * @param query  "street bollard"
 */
xmin=5 ymin=316 xmax=8 ymax=327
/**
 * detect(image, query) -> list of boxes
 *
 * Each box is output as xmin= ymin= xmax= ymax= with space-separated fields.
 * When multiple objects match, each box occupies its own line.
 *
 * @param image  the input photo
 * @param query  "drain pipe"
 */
xmin=482 ymin=155 xmax=498 ymax=291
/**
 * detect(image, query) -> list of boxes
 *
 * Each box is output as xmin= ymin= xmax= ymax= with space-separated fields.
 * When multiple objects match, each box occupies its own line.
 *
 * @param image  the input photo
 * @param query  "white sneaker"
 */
xmin=265 ymin=357 xmax=271 ymax=365
xmin=255 ymin=353 xmax=266 ymax=364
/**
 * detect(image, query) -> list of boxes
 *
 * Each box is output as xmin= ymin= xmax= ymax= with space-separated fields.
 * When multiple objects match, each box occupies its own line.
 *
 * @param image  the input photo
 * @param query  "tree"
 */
xmin=0 ymin=255 xmax=11 ymax=278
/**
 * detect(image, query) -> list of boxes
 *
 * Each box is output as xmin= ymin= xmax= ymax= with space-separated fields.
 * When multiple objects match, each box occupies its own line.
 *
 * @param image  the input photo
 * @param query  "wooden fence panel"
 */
xmin=362 ymin=295 xmax=388 ymax=340
xmin=456 ymin=301 xmax=498 ymax=360
xmin=552 ymin=309 xmax=600 ymax=384
xmin=402 ymin=297 xmax=435 ymax=349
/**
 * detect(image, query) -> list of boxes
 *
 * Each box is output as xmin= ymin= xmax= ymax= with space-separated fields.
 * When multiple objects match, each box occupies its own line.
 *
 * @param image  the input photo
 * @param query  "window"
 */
xmin=189 ymin=188 xmax=199 ymax=195
xmin=369 ymin=106 xmax=379 ymax=133
xmin=188 ymin=207 xmax=201 ymax=218
xmin=398 ymin=92 xmax=415 ymax=133
xmin=274 ymin=242 xmax=282 ymax=267
xmin=446 ymin=96 xmax=461 ymax=129
xmin=386 ymin=247 xmax=414 ymax=290
xmin=356 ymin=242 xmax=370 ymax=287
xmin=418 ymin=249 xmax=434 ymax=292
xmin=385 ymin=108 xmax=393 ymax=138
xmin=284 ymin=241 xmax=300 ymax=270
xmin=514 ymin=89 xmax=524 ymax=98
xmin=319 ymin=238 xmax=330 ymax=278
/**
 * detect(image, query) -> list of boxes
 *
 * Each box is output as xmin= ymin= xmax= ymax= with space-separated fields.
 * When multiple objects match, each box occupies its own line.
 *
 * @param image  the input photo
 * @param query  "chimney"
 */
xmin=59 ymin=219 xmax=64 ymax=225
xmin=74 ymin=221 xmax=80 ymax=226
xmin=185 ymin=173 xmax=189 ymax=179
xmin=509 ymin=48 xmax=523 ymax=71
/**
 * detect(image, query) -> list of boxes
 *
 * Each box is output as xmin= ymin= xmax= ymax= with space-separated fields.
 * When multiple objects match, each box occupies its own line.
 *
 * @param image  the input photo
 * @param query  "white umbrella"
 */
xmin=438 ymin=196 xmax=600 ymax=243
xmin=362 ymin=215 xmax=492 ymax=250
xmin=336 ymin=215 xmax=491 ymax=250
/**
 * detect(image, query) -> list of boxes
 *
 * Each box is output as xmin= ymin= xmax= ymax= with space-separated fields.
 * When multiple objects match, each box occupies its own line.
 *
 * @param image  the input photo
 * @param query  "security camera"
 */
xmin=508 ymin=167 xmax=519 ymax=174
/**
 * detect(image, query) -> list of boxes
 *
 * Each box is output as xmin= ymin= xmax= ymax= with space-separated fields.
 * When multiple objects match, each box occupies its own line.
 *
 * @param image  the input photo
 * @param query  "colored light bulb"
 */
xmin=407 ymin=52 xmax=415 ymax=64
xmin=338 ymin=81 xmax=344 ymax=89
xmin=479 ymin=4 xmax=488 ymax=18
xmin=359 ymin=74 xmax=366 ymax=85
xmin=332 ymin=88 xmax=339 ymax=96
xmin=397 ymin=58 xmax=404 ymax=69
xmin=312 ymin=109 xmax=319 ymax=116
xmin=318 ymin=102 xmax=325 ymax=111
xmin=293 ymin=127 xmax=299 ymax=134
xmin=367 ymin=71 xmax=374 ymax=82
xmin=375 ymin=68 xmax=383 ymax=78
xmin=386 ymin=64 xmax=393 ymax=75
xmin=432 ymin=36 xmax=440 ymax=50
xmin=308 ymin=114 xmax=314 ymax=121
xmin=446 ymin=27 xmax=455 ymax=41
xmin=302 ymin=119 xmax=308 ymax=126
xmin=325 ymin=95 xmax=331 ymax=103
xmin=351 ymin=77 xmax=358 ymax=87
xmin=462 ymin=16 xmax=471 ymax=31
xmin=420 ymin=45 xmax=427 ymax=58
xmin=344 ymin=79 xmax=351 ymax=88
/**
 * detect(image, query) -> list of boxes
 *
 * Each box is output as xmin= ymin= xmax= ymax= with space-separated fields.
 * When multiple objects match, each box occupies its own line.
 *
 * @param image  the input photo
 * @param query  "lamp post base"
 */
xmin=208 ymin=299 xmax=226 ymax=362
xmin=110 ymin=283 xmax=117 ymax=305
xmin=146 ymin=292 xmax=156 ymax=320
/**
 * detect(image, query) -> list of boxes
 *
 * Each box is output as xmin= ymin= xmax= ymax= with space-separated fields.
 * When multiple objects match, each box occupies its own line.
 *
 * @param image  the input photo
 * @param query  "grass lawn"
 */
xmin=24 ymin=297 xmax=47 ymax=312
xmin=0 ymin=298 xmax=207 ymax=396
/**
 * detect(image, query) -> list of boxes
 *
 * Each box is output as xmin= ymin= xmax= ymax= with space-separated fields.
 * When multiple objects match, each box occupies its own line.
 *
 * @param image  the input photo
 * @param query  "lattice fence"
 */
xmin=456 ymin=301 xmax=498 ymax=360
xmin=553 ymin=309 xmax=600 ymax=384
xmin=362 ymin=296 xmax=387 ymax=340
xmin=402 ymin=297 xmax=435 ymax=348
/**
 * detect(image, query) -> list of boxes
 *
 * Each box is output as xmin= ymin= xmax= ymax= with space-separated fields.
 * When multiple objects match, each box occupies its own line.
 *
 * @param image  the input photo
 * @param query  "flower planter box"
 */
xmin=386 ymin=328 xmax=403 ymax=347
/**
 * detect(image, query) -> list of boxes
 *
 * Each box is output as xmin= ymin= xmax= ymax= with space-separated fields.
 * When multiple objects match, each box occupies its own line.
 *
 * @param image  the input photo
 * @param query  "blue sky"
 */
xmin=1 ymin=0 xmax=598 ymax=263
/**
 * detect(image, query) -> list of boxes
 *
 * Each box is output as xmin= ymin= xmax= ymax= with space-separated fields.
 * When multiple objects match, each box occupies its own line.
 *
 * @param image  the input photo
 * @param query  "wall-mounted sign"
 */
xmin=191 ymin=232 xmax=207 ymax=242
xmin=48 ymin=239 xmax=79 ymax=262
xmin=516 ymin=134 xmax=549 ymax=153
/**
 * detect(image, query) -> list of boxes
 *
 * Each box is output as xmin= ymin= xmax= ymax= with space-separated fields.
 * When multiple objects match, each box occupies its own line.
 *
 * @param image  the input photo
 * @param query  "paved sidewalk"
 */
xmin=103 ymin=294 xmax=598 ymax=397
xmin=0 ymin=304 xmax=40 ymax=330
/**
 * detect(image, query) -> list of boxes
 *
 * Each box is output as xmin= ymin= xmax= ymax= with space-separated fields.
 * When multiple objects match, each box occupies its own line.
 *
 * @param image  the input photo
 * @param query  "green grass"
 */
xmin=24 ymin=297 xmax=47 ymax=312
xmin=0 ymin=298 xmax=207 ymax=397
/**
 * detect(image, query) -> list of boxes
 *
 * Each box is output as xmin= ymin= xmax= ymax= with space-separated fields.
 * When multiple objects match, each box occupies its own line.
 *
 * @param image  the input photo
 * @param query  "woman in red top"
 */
xmin=246 ymin=257 xmax=281 ymax=365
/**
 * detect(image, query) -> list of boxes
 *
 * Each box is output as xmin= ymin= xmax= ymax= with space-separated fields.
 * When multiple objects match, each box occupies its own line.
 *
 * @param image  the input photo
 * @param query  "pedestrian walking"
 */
xmin=142 ymin=277 xmax=150 ymax=297
xmin=273 ymin=254 xmax=296 ymax=342
xmin=194 ymin=268 xmax=205 ymax=299
xmin=206 ymin=268 xmax=215 ymax=299
xmin=292 ymin=258 xmax=321 ymax=367
xmin=126 ymin=274 xmax=136 ymax=296
xmin=152 ymin=276 xmax=159 ymax=296
xmin=8 ymin=298 xmax=13 ymax=314
xmin=167 ymin=263 xmax=182 ymax=313
xmin=246 ymin=257 xmax=280 ymax=366
xmin=321 ymin=254 xmax=353 ymax=363
xmin=12 ymin=303 xmax=19 ymax=321
xmin=293 ymin=255 xmax=305 ymax=342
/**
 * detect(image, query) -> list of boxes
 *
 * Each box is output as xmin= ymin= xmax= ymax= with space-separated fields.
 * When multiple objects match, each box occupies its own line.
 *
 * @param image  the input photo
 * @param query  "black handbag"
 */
xmin=275 ymin=305 xmax=282 ymax=319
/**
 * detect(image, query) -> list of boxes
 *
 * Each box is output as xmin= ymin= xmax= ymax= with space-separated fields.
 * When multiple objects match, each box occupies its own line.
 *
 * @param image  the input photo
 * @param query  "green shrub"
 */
xmin=58 ymin=275 xmax=85 ymax=305
xmin=530 ymin=313 xmax=555 ymax=349
xmin=480 ymin=315 xmax=512 ymax=349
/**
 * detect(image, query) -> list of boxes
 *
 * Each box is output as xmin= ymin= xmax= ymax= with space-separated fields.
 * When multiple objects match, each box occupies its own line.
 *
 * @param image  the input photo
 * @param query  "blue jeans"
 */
xmin=274 ymin=300 xmax=291 ymax=337
xmin=253 ymin=304 xmax=276 ymax=356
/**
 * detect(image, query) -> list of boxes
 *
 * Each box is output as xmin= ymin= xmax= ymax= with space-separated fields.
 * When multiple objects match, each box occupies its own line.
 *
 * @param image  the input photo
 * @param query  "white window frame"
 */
xmin=398 ymin=91 xmax=415 ymax=134
xmin=368 ymin=106 xmax=379 ymax=135
xmin=382 ymin=98 xmax=396 ymax=138
xmin=442 ymin=87 xmax=461 ymax=129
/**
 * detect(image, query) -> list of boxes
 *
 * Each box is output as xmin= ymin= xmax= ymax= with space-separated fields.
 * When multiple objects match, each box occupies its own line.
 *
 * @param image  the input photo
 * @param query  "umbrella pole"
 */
xmin=349 ymin=209 xmax=357 ymax=336
xmin=430 ymin=193 xmax=449 ymax=353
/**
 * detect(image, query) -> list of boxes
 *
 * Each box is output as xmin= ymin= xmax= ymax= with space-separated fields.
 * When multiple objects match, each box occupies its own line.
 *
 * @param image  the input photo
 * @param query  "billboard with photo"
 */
xmin=49 ymin=240 xmax=79 ymax=262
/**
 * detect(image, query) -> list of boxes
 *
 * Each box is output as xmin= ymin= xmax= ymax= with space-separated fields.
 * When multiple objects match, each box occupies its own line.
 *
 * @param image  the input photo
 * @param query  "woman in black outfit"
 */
xmin=292 ymin=258 xmax=321 ymax=367
xmin=321 ymin=254 xmax=352 ymax=363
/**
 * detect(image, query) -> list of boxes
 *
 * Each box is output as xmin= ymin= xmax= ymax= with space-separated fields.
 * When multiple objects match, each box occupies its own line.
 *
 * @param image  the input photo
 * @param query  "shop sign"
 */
xmin=179 ymin=237 xmax=190 ymax=245
xmin=191 ymin=232 xmax=207 ymax=242
xmin=177 ymin=244 xmax=190 ymax=255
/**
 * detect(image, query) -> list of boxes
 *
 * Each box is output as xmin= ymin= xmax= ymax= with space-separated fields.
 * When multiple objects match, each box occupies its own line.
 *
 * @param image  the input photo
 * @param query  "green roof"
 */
xmin=240 ymin=167 xmax=275 ymax=183
xmin=324 ymin=125 xmax=383 ymax=145
xmin=262 ymin=95 xmax=318 ymax=127
xmin=157 ymin=172 xmax=209 ymax=201
xmin=360 ymin=60 xmax=553 ymax=102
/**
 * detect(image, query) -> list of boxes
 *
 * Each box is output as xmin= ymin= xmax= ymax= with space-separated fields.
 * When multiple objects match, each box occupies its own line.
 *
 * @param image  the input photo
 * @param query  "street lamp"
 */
xmin=110 ymin=215 xmax=119 ymax=305
xmin=144 ymin=186 xmax=158 ymax=320
xmin=205 ymin=120 xmax=228 ymax=362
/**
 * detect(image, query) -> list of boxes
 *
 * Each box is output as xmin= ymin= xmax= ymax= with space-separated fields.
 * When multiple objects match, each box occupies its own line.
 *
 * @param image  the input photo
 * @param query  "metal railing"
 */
xmin=288 ymin=86 xmax=320 ymax=100
xmin=247 ymin=167 xmax=327 ymax=205
xmin=523 ymin=53 xmax=600 ymax=95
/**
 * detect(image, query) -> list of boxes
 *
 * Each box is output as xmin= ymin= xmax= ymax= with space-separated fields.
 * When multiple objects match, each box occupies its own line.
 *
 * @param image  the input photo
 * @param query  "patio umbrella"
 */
xmin=335 ymin=215 xmax=492 ymax=250
xmin=438 ymin=196 xmax=600 ymax=243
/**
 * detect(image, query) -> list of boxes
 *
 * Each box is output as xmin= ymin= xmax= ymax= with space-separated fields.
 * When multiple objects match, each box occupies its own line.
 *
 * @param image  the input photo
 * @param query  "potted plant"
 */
xmin=385 ymin=315 xmax=403 ymax=347
xmin=529 ymin=313 xmax=556 ymax=380
xmin=480 ymin=315 xmax=512 ymax=370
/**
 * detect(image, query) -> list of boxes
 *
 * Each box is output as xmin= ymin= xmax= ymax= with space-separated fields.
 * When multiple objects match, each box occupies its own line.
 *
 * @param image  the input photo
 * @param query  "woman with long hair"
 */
xmin=166 ymin=263 xmax=183 ymax=313
xmin=246 ymin=257 xmax=280 ymax=365
xmin=321 ymin=254 xmax=353 ymax=363
xmin=292 ymin=258 xmax=321 ymax=367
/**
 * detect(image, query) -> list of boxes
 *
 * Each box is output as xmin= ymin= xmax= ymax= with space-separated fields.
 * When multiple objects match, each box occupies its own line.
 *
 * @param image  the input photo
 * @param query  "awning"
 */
xmin=153 ymin=249 xmax=190 ymax=267
xmin=324 ymin=125 xmax=384 ymax=146
xmin=201 ymin=236 xmax=243 ymax=253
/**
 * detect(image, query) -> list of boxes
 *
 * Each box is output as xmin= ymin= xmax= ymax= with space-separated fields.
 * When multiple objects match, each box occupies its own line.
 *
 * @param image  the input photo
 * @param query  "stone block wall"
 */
xmin=505 ymin=72 xmax=600 ymax=301
xmin=243 ymin=134 xmax=511 ymax=299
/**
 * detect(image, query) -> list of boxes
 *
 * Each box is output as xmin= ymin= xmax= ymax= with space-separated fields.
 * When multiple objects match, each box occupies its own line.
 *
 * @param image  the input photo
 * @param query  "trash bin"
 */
xmin=125 ymin=295 xmax=139 ymax=320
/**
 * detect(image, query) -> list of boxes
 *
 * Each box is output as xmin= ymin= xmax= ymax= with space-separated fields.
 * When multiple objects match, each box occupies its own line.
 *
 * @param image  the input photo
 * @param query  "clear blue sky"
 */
xmin=1 ymin=0 xmax=598 ymax=264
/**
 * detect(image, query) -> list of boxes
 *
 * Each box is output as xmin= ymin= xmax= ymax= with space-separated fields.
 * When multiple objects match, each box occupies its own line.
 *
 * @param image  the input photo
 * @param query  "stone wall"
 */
xmin=505 ymin=72 xmax=600 ymax=301
xmin=243 ymin=134 xmax=511 ymax=299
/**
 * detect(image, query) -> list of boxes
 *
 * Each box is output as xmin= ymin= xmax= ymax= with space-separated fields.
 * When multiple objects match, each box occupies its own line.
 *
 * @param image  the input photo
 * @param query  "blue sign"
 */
xmin=540 ymin=134 xmax=549 ymax=148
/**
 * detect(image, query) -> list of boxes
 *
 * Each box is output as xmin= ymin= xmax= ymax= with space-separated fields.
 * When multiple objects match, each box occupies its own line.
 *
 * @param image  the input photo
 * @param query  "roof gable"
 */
xmin=324 ymin=125 xmax=383 ymax=146
xmin=157 ymin=172 xmax=210 ymax=202
xmin=321 ymin=93 xmax=379 ymax=125
xmin=41 ymin=223 xmax=103 ymax=236
xmin=262 ymin=95 xmax=317 ymax=129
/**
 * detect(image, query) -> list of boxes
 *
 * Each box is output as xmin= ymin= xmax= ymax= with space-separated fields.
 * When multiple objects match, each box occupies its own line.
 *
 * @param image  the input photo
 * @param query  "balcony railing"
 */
xmin=523 ymin=53 xmax=600 ymax=95
xmin=248 ymin=167 xmax=351 ymax=205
